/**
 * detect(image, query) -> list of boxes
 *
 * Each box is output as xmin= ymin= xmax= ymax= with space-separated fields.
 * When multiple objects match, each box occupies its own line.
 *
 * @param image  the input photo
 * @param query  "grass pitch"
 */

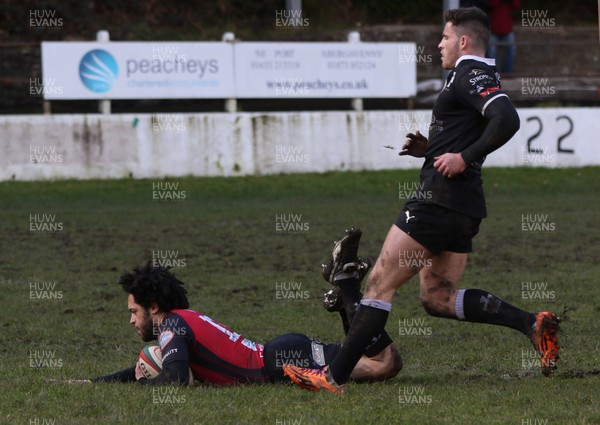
xmin=1 ymin=167 xmax=600 ymax=424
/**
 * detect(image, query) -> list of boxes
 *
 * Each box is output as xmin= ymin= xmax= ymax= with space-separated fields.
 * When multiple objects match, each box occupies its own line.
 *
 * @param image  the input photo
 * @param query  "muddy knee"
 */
xmin=420 ymin=296 xmax=444 ymax=317
xmin=420 ymin=274 xmax=456 ymax=317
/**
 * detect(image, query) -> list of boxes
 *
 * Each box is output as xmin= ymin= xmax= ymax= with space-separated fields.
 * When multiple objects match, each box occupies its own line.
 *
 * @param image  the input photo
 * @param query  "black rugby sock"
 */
xmin=336 ymin=275 xmax=393 ymax=357
xmin=335 ymin=273 xmax=362 ymax=325
xmin=329 ymin=299 xmax=391 ymax=385
xmin=456 ymin=289 xmax=536 ymax=336
xmin=338 ymin=310 xmax=351 ymax=335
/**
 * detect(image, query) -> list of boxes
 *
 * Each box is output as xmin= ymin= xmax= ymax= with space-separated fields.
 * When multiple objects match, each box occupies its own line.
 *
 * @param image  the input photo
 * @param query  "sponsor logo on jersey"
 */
xmin=163 ymin=348 xmax=178 ymax=361
xmin=159 ymin=330 xmax=174 ymax=350
xmin=469 ymin=68 xmax=486 ymax=76
xmin=469 ymin=73 xmax=495 ymax=86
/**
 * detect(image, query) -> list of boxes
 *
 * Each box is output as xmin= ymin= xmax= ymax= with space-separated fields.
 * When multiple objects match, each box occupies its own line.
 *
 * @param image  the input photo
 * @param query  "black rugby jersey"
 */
xmin=416 ymin=55 xmax=511 ymax=218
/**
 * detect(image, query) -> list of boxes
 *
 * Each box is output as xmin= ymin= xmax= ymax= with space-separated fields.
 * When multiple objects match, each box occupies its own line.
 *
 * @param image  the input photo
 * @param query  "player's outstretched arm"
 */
xmin=45 ymin=365 xmax=137 ymax=384
xmin=91 ymin=366 xmax=137 ymax=383
xmin=46 ymin=378 xmax=93 ymax=384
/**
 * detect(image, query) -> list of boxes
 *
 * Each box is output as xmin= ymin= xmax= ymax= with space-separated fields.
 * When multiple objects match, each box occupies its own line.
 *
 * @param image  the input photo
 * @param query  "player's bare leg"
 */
xmin=322 ymin=226 xmax=430 ymax=386
xmin=320 ymin=230 xmax=404 ymax=383
xmin=363 ymin=225 xmax=432 ymax=302
xmin=284 ymin=226 xmax=428 ymax=392
xmin=323 ymin=227 xmax=401 ymax=358
xmin=419 ymin=250 xmax=560 ymax=376
xmin=418 ymin=251 xmax=468 ymax=318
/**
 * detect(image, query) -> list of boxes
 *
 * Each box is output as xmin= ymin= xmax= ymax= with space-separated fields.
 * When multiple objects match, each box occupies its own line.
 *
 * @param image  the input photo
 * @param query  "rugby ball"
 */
xmin=138 ymin=345 xmax=163 ymax=379
xmin=137 ymin=345 xmax=194 ymax=384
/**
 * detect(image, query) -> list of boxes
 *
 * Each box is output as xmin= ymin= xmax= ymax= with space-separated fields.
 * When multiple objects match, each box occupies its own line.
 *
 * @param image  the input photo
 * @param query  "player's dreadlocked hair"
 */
xmin=444 ymin=7 xmax=490 ymax=50
xmin=119 ymin=261 xmax=189 ymax=311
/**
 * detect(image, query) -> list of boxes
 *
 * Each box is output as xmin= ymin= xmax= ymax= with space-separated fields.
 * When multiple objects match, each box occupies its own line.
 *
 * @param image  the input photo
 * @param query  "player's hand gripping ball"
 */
xmin=136 ymin=345 xmax=194 ymax=384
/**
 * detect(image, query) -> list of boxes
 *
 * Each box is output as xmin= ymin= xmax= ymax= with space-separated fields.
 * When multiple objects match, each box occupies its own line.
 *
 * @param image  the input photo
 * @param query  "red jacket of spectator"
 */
xmin=489 ymin=0 xmax=521 ymax=35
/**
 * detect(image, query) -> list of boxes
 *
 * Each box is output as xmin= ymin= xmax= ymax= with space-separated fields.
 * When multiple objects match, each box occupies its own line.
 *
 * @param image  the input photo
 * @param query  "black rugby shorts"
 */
xmin=263 ymin=333 xmax=340 ymax=383
xmin=394 ymin=200 xmax=481 ymax=255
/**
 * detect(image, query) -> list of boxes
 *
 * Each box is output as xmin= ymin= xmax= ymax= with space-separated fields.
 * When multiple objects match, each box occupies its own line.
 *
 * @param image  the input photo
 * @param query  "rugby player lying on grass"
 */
xmin=87 ymin=261 xmax=402 ymax=386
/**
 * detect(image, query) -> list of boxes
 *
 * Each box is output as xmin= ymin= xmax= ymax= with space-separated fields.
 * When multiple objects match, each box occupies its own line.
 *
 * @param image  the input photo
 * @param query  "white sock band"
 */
xmin=360 ymin=298 xmax=392 ymax=312
xmin=455 ymin=289 xmax=466 ymax=320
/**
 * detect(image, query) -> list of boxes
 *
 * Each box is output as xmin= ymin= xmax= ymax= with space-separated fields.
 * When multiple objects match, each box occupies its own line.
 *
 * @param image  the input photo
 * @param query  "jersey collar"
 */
xmin=455 ymin=55 xmax=496 ymax=68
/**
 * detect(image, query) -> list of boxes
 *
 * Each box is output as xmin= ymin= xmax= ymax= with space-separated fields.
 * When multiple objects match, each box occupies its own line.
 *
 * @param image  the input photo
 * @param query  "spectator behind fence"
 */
xmin=487 ymin=0 xmax=521 ymax=74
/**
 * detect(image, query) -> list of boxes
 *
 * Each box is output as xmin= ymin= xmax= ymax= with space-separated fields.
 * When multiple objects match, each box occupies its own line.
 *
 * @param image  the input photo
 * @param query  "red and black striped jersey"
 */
xmin=157 ymin=309 xmax=268 ymax=385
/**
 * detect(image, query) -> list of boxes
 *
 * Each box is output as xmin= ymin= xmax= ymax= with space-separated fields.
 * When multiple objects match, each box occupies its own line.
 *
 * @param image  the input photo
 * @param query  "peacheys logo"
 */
xmin=79 ymin=49 xmax=119 ymax=93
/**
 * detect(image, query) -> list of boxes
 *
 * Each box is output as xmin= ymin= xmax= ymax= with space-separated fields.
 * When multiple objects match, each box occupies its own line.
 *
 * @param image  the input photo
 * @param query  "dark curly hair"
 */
xmin=119 ymin=261 xmax=189 ymax=311
xmin=444 ymin=7 xmax=490 ymax=50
